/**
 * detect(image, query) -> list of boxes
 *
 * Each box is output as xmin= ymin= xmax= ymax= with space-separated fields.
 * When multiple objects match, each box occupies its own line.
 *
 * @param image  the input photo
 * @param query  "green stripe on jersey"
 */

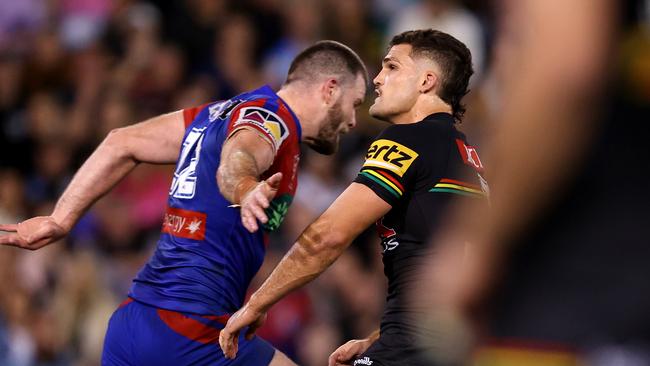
xmin=360 ymin=172 xmax=400 ymax=198
xmin=429 ymin=187 xmax=482 ymax=197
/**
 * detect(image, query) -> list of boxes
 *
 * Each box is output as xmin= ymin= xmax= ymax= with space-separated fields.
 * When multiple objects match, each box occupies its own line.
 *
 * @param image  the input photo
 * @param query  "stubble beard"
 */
xmin=306 ymin=101 xmax=344 ymax=155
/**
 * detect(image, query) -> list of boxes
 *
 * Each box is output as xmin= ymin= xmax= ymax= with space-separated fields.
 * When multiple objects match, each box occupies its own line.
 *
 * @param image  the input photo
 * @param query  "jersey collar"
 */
xmin=422 ymin=112 xmax=455 ymax=124
xmin=261 ymin=84 xmax=303 ymax=142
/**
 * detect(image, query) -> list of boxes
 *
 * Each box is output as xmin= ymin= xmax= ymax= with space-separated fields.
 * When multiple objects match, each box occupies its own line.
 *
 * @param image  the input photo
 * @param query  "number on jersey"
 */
xmin=170 ymin=127 xmax=206 ymax=199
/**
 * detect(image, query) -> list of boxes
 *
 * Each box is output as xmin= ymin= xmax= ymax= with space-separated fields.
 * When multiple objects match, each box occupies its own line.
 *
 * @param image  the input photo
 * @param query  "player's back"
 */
xmin=129 ymin=85 xmax=301 ymax=316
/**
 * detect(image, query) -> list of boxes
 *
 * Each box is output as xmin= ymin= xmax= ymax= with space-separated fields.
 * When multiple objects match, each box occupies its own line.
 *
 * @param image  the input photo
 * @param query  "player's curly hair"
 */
xmin=390 ymin=29 xmax=473 ymax=122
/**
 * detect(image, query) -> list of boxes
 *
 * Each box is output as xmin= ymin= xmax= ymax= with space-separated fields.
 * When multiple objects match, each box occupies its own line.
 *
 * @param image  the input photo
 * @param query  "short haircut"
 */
xmin=390 ymin=29 xmax=474 ymax=121
xmin=286 ymin=40 xmax=368 ymax=87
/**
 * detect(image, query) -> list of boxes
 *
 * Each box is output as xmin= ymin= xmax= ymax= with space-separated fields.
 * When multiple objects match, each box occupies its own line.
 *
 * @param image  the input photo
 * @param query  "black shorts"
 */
xmin=352 ymin=333 xmax=437 ymax=366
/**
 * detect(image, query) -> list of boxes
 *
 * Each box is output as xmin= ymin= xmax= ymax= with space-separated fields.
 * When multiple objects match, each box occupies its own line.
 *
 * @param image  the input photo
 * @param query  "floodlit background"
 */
xmin=0 ymin=0 xmax=649 ymax=365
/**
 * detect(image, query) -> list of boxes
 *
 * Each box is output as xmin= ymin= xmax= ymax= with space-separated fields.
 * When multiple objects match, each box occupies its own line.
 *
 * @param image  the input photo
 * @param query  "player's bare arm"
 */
xmin=328 ymin=329 xmax=380 ymax=366
xmin=0 ymin=111 xmax=186 ymax=250
xmin=217 ymin=129 xmax=279 ymax=233
xmin=219 ymin=183 xmax=391 ymax=358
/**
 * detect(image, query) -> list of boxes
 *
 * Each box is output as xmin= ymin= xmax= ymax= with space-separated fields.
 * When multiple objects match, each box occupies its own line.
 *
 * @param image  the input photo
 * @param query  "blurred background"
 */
xmin=0 ymin=0 xmax=648 ymax=365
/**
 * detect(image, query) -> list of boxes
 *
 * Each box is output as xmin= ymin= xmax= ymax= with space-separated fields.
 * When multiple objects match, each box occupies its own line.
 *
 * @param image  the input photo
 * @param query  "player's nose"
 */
xmin=348 ymin=112 xmax=357 ymax=130
xmin=373 ymin=72 xmax=383 ymax=87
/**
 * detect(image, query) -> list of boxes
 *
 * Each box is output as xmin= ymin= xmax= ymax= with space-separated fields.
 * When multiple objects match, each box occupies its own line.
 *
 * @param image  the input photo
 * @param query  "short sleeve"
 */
xmin=354 ymin=127 xmax=420 ymax=207
xmin=226 ymin=101 xmax=290 ymax=154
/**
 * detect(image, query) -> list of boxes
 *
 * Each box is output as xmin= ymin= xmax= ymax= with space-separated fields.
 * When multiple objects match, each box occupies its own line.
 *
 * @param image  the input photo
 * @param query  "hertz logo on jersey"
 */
xmin=363 ymin=139 xmax=419 ymax=177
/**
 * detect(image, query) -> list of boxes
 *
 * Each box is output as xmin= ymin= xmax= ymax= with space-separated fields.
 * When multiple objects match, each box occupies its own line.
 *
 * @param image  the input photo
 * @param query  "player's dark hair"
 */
xmin=390 ymin=29 xmax=473 ymax=121
xmin=286 ymin=40 xmax=368 ymax=87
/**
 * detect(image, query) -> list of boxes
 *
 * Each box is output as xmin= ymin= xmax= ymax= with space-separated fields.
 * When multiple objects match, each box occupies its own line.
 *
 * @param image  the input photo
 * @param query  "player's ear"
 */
xmin=321 ymin=78 xmax=341 ymax=105
xmin=420 ymin=70 xmax=438 ymax=94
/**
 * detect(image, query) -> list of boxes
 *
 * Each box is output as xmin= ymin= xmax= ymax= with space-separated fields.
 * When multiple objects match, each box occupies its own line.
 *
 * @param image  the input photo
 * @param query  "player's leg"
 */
xmin=268 ymin=349 xmax=298 ymax=366
xmin=104 ymin=299 xmax=292 ymax=366
xmin=131 ymin=303 xmax=279 ymax=365
xmin=102 ymin=299 xmax=137 ymax=366
xmin=103 ymin=299 xmax=201 ymax=366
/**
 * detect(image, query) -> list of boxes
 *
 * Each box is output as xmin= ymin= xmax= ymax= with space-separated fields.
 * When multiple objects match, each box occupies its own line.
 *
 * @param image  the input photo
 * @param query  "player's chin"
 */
xmin=369 ymin=104 xmax=390 ymax=122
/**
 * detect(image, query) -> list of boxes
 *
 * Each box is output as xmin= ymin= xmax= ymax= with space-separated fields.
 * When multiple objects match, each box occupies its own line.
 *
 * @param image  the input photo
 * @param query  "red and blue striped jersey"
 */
xmin=129 ymin=85 xmax=301 ymax=315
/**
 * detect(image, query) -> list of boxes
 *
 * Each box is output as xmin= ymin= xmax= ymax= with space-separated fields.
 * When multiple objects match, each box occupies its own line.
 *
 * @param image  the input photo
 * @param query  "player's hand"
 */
xmin=0 ymin=216 xmax=67 ymax=250
xmin=328 ymin=338 xmax=374 ymax=366
xmin=219 ymin=303 xmax=267 ymax=359
xmin=240 ymin=172 xmax=282 ymax=233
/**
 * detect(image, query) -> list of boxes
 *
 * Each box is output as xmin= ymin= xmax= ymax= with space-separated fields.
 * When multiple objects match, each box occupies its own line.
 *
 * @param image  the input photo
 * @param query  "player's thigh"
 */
xmin=102 ymin=300 xmax=139 ymax=366
xmin=268 ymin=349 xmax=298 ymax=366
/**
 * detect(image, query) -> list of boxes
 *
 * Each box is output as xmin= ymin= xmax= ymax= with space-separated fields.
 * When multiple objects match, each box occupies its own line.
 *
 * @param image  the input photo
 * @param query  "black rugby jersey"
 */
xmin=354 ymin=112 xmax=488 ymax=339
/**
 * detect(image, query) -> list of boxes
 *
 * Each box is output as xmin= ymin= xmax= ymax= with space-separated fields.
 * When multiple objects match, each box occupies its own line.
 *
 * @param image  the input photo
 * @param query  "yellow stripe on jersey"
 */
xmin=361 ymin=169 xmax=403 ymax=196
xmin=433 ymin=183 xmax=484 ymax=195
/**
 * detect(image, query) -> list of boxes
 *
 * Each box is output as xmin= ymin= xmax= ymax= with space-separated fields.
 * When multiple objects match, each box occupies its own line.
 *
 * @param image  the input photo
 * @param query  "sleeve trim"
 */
xmin=360 ymin=170 xmax=403 ymax=197
xmin=355 ymin=174 xmax=399 ymax=207
xmin=227 ymin=125 xmax=279 ymax=155
xmin=182 ymin=102 xmax=211 ymax=128
xmin=359 ymin=171 xmax=401 ymax=198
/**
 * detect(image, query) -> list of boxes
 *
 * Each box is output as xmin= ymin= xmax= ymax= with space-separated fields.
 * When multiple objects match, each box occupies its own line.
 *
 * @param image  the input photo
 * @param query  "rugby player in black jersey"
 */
xmin=219 ymin=29 xmax=488 ymax=366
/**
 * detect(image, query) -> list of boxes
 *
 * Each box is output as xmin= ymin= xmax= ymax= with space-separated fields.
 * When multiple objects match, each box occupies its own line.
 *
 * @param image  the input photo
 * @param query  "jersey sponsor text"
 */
xmin=364 ymin=139 xmax=418 ymax=177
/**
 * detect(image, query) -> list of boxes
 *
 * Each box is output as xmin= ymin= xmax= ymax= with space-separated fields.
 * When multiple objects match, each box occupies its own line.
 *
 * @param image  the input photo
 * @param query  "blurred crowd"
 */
xmin=0 ymin=0 xmax=497 ymax=365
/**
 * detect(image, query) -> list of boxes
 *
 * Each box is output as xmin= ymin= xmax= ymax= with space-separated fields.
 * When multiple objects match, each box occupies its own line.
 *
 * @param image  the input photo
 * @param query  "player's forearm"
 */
xmin=248 ymin=219 xmax=349 ymax=312
xmin=366 ymin=329 xmax=380 ymax=343
xmin=247 ymin=184 xmax=389 ymax=312
xmin=217 ymin=150 xmax=261 ymax=204
xmin=52 ymin=130 xmax=139 ymax=231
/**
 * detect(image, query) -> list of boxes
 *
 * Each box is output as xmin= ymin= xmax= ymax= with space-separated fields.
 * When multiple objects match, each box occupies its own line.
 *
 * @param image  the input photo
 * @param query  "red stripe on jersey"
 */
xmin=157 ymin=309 xmax=224 ymax=344
xmin=376 ymin=169 xmax=404 ymax=192
xmin=277 ymin=102 xmax=298 ymax=137
xmin=182 ymin=102 xmax=211 ymax=128
xmin=203 ymin=314 xmax=231 ymax=324
xmin=440 ymin=178 xmax=481 ymax=190
xmin=119 ymin=298 xmax=134 ymax=308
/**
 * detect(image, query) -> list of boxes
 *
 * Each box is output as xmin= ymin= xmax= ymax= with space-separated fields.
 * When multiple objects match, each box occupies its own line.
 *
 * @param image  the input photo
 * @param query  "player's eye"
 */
xmin=388 ymin=63 xmax=397 ymax=70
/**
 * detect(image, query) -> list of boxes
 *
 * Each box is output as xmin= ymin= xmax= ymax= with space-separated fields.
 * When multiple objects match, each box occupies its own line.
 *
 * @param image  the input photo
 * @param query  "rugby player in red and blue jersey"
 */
xmin=0 ymin=41 xmax=367 ymax=366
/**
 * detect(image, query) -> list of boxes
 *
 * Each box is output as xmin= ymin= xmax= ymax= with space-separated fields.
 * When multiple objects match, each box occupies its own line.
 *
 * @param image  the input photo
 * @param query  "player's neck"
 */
xmin=277 ymin=86 xmax=320 ymax=141
xmin=391 ymin=97 xmax=452 ymax=124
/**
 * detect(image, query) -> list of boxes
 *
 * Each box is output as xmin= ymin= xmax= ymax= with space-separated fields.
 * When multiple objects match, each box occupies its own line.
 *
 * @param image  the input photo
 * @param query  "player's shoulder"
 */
xmin=375 ymin=114 xmax=454 ymax=150
xmin=236 ymin=85 xmax=286 ymax=112
xmin=226 ymin=86 xmax=300 ymax=151
xmin=414 ymin=112 xmax=457 ymax=137
xmin=235 ymin=86 xmax=297 ymax=123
